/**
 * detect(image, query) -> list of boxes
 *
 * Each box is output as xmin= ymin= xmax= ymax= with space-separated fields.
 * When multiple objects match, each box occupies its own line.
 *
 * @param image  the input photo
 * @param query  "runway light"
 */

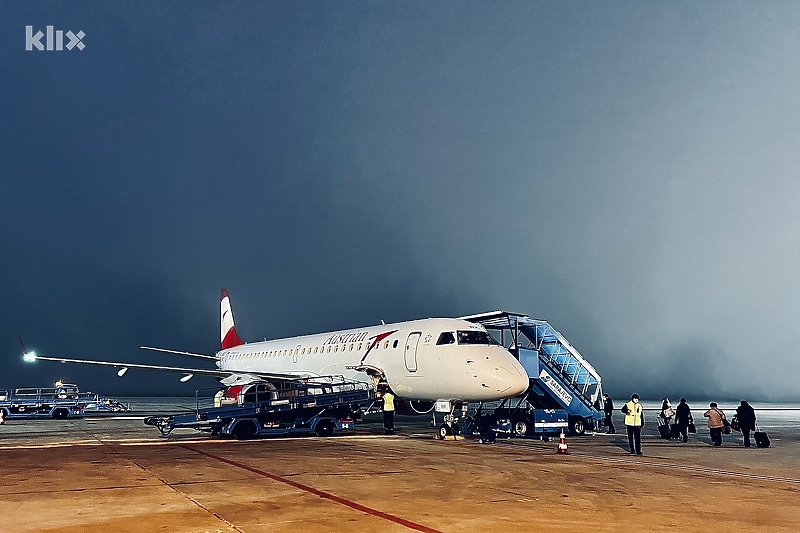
xmin=180 ymin=374 xmax=193 ymax=382
xmin=23 ymin=351 xmax=37 ymax=363
xmin=117 ymin=367 xmax=128 ymax=377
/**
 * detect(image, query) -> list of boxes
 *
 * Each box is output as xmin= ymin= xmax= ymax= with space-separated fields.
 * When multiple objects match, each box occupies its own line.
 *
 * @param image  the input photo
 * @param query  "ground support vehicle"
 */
xmin=0 ymin=384 xmax=128 ymax=419
xmin=0 ymin=383 xmax=123 ymax=419
xmin=82 ymin=397 xmax=130 ymax=413
xmin=144 ymin=376 xmax=375 ymax=440
xmin=466 ymin=401 xmax=569 ymax=441
xmin=463 ymin=311 xmax=604 ymax=435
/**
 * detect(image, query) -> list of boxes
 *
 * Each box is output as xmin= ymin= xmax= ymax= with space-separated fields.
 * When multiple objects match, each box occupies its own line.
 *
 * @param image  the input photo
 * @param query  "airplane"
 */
xmin=24 ymin=288 xmax=530 ymax=414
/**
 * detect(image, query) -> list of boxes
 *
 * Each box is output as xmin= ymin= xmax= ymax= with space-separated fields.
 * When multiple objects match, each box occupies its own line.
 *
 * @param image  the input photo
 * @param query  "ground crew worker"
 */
xmin=623 ymin=393 xmax=644 ymax=455
xmin=603 ymin=393 xmax=615 ymax=434
xmin=382 ymin=389 xmax=396 ymax=435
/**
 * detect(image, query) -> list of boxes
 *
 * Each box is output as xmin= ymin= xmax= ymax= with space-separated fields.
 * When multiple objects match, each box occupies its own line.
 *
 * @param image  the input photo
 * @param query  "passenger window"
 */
xmin=357 ymin=343 xmax=362 ymax=350
xmin=393 ymin=340 xmax=398 ymax=348
xmin=383 ymin=340 xmax=389 ymax=349
xmin=436 ymin=332 xmax=456 ymax=345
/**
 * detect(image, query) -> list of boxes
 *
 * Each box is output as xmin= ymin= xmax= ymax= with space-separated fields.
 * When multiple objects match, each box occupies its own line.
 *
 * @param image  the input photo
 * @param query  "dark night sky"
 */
xmin=1 ymin=2 xmax=798 ymax=400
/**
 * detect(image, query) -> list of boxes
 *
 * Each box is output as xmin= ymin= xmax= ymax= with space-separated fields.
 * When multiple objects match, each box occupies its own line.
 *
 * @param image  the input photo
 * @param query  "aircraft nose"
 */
xmin=496 ymin=361 xmax=530 ymax=397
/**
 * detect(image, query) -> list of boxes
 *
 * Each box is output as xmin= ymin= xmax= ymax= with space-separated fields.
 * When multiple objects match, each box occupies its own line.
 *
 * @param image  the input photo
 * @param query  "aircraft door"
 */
xmin=404 ymin=332 xmax=420 ymax=372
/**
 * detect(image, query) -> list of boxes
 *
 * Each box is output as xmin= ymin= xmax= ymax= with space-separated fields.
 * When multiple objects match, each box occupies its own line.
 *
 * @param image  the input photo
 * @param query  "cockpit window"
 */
xmin=456 ymin=330 xmax=495 ymax=345
xmin=436 ymin=332 xmax=456 ymax=345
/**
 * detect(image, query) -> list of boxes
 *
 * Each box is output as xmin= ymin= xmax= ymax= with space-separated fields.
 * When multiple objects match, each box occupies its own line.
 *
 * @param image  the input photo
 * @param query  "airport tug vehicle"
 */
xmin=144 ymin=376 xmax=375 ymax=440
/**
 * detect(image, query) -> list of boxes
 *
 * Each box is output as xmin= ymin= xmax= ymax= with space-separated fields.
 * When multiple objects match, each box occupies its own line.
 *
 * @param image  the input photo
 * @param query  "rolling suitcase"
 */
xmin=658 ymin=423 xmax=671 ymax=439
xmin=754 ymin=424 xmax=770 ymax=448
xmin=670 ymin=423 xmax=680 ymax=439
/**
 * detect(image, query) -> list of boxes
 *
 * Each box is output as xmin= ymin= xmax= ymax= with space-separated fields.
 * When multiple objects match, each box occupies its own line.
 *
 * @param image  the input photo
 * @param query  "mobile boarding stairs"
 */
xmin=463 ymin=311 xmax=604 ymax=435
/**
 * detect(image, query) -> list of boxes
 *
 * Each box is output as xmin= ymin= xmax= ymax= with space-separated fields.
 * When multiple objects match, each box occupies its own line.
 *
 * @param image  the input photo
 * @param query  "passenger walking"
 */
xmin=657 ymin=397 xmax=675 ymax=439
xmin=382 ymin=389 xmax=396 ymax=435
xmin=603 ymin=393 xmax=615 ymax=434
xmin=704 ymin=402 xmax=726 ymax=446
xmin=622 ymin=393 xmax=644 ymax=455
xmin=736 ymin=400 xmax=757 ymax=448
xmin=660 ymin=398 xmax=674 ymax=424
xmin=674 ymin=397 xmax=693 ymax=443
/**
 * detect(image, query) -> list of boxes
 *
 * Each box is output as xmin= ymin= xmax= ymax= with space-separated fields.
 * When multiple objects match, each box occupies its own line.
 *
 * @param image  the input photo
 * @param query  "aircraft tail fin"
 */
xmin=220 ymin=288 xmax=244 ymax=350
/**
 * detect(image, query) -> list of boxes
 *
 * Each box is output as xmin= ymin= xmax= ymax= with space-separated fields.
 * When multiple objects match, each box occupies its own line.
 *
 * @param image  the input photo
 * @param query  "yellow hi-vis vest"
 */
xmin=383 ymin=392 xmax=395 ymax=412
xmin=625 ymin=401 xmax=643 ymax=426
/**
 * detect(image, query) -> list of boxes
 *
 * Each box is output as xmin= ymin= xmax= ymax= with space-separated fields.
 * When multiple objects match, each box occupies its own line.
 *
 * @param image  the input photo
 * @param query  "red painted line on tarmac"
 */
xmin=179 ymin=444 xmax=441 ymax=533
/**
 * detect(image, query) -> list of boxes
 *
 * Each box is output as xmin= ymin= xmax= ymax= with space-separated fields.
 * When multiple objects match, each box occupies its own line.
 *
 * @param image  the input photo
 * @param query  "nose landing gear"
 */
xmin=438 ymin=414 xmax=461 ymax=438
xmin=434 ymin=402 xmax=466 ymax=440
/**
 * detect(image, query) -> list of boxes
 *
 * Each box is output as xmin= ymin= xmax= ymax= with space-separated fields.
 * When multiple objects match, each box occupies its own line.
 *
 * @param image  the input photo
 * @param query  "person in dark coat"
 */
xmin=736 ymin=400 xmax=757 ymax=447
xmin=657 ymin=397 xmax=675 ymax=439
xmin=602 ymin=393 xmax=615 ymax=434
xmin=674 ymin=397 xmax=693 ymax=443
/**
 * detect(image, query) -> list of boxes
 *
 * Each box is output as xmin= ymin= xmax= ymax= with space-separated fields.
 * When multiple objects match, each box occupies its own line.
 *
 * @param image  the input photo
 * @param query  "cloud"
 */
xmin=2 ymin=2 xmax=797 ymax=401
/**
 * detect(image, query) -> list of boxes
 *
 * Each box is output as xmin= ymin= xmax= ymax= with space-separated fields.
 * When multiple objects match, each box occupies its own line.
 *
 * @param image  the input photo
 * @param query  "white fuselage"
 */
xmin=216 ymin=318 xmax=529 ymax=402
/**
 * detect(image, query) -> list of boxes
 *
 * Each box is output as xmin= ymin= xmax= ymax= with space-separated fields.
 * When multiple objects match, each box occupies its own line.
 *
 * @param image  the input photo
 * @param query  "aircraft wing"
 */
xmin=24 ymin=354 xmax=317 ymax=382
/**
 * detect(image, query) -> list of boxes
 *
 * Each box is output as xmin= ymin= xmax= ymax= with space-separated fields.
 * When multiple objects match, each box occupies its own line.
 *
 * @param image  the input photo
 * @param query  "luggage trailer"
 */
xmin=144 ymin=376 xmax=376 ymax=440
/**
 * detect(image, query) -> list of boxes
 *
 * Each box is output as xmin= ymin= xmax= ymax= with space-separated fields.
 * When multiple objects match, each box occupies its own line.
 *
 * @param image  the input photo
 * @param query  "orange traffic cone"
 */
xmin=557 ymin=429 xmax=568 ymax=454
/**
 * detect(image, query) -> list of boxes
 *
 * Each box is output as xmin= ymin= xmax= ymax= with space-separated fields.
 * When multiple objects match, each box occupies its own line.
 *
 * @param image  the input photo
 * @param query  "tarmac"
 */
xmin=1 ymin=413 xmax=798 ymax=532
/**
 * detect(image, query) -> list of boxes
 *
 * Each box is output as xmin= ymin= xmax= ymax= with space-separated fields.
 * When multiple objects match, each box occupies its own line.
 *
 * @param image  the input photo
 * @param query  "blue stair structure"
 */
xmin=461 ymin=311 xmax=603 ymax=434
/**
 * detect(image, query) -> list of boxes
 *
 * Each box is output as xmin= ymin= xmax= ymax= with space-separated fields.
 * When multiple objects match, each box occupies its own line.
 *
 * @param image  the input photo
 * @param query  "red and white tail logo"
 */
xmin=220 ymin=288 xmax=244 ymax=350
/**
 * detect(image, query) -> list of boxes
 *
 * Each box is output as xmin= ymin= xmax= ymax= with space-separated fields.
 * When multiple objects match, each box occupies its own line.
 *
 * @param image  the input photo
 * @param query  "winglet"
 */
xmin=220 ymin=288 xmax=244 ymax=350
